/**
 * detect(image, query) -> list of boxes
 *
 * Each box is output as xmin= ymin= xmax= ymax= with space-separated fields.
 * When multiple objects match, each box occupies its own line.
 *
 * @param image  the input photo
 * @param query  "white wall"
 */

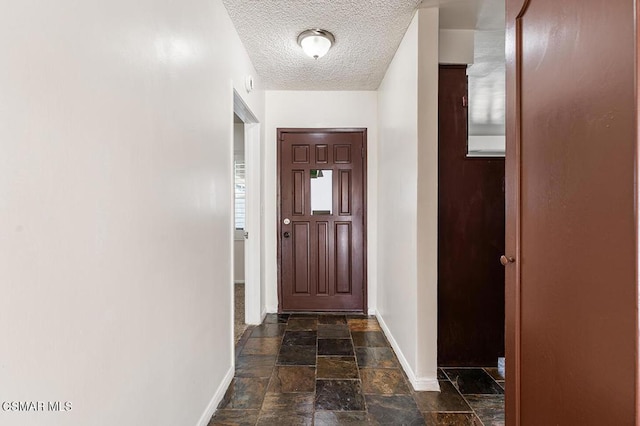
xmin=416 ymin=7 xmax=440 ymax=382
xmin=264 ymin=91 xmax=378 ymax=314
xmin=376 ymin=8 xmax=439 ymax=391
xmin=0 ymin=1 xmax=263 ymax=425
xmin=439 ymin=29 xmax=474 ymax=64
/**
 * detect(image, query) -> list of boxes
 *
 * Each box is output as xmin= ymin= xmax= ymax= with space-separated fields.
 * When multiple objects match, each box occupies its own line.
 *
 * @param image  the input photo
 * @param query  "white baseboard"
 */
xmin=367 ymin=308 xmax=376 ymax=316
xmin=196 ymin=366 xmax=234 ymax=426
xmin=411 ymin=377 xmax=440 ymax=391
xmin=375 ymin=312 xmax=440 ymax=392
xmin=266 ymin=305 xmax=278 ymax=314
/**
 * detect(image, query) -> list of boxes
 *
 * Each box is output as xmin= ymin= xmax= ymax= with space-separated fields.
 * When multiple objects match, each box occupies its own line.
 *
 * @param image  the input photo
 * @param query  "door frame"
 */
xmin=276 ymin=128 xmax=368 ymax=313
xmin=505 ymin=0 xmax=528 ymax=422
xmin=233 ymin=90 xmax=262 ymax=325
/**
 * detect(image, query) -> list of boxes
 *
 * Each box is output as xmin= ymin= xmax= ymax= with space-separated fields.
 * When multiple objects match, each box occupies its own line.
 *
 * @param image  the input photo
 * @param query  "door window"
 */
xmin=310 ymin=169 xmax=333 ymax=215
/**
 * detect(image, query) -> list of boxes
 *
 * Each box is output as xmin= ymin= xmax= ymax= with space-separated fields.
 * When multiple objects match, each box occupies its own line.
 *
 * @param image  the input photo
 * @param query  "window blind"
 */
xmin=234 ymin=158 xmax=245 ymax=230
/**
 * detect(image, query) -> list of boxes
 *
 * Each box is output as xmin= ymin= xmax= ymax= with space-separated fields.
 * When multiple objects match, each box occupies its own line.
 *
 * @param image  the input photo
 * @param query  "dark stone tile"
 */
xmin=251 ymin=323 xmax=286 ymax=337
xmin=347 ymin=318 xmax=382 ymax=331
xmin=355 ymin=347 xmax=399 ymax=368
xmin=217 ymin=377 xmax=269 ymax=409
xmin=345 ymin=314 xmax=375 ymax=320
xmin=484 ymin=367 xmax=505 ymax=381
xmin=318 ymin=324 xmax=351 ymax=339
xmin=263 ymin=313 xmax=290 ymax=324
xmin=464 ymin=395 xmax=505 ymax=426
xmin=234 ymin=328 xmax=253 ymax=361
xmin=261 ymin=392 xmax=314 ymax=412
xmin=277 ymin=345 xmax=316 ymax=366
xmin=235 ymin=355 xmax=276 ymax=378
xmin=351 ymin=331 xmax=388 ymax=347
xmin=286 ymin=318 xmax=318 ymax=331
xmin=208 ymin=409 xmax=260 ymax=426
xmin=365 ymin=395 xmax=425 ymax=425
xmin=437 ymin=369 xmax=448 ymax=380
xmin=240 ymin=337 xmax=281 ymax=356
xmin=318 ymin=314 xmax=348 ymax=325
xmin=422 ymin=412 xmax=482 ymax=426
xmin=315 ymin=380 xmax=366 ymax=411
xmin=282 ymin=330 xmax=317 ymax=346
xmin=289 ymin=313 xmax=319 ymax=319
xmin=443 ymin=369 xmax=504 ymax=395
xmin=318 ymin=338 xmax=354 ymax=356
xmin=317 ymin=356 xmax=359 ymax=379
xmin=314 ymin=411 xmax=371 ymax=425
xmin=256 ymin=411 xmax=313 ymax=426
xmin=360 ymin=368 xmax=410 ymax=395
xmin=413 ymin=381 xmax=472 ymax=412
xmin=268 ymin=366 xmax=316 ymax=393
xmin=262 ymin=313 xmax=278 ymax=323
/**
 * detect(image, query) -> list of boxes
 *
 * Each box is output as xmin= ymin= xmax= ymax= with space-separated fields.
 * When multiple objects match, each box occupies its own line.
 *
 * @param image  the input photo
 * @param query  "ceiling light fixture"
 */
xmin=297 ymin=29 xmax=335 ymax=59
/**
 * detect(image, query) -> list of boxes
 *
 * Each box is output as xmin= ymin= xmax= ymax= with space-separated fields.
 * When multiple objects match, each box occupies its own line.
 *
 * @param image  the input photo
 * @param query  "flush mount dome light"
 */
xmin=297 ymin=29 xmax=335 ymax=59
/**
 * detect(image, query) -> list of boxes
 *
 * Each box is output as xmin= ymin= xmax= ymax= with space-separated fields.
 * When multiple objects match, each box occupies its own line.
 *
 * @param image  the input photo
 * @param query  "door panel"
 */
xmin=292 ymin=222 xmax=310 ymax=294
xmin=278 ymin=129 xmax=366 ymax=312
xmin=292 ymin=145 xmax=309 ymax=163
xmin=317 ymin=222 xmax=329 ymax=295
xmin=506 ymin=0 xmax=638 ymax=424
xmin=292 ymin=171 xmax=305 ymax=215
xmin=335 ymin=222 xmax=352 ymax=294
xmin=338 ymin=170 xmax=351 ymax=215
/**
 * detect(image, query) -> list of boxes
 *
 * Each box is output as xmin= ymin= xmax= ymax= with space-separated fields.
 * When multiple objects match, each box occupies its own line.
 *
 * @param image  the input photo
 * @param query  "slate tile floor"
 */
xmin=210 ymin=314 xmax=504 ymax=426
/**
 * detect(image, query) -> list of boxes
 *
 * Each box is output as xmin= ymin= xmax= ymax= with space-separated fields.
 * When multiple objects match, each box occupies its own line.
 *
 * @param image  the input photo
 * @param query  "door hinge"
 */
xmin=244 ymin=231 xmax=249 ymax=240
xmin=462 ymin=96 xmax=468 ymax=107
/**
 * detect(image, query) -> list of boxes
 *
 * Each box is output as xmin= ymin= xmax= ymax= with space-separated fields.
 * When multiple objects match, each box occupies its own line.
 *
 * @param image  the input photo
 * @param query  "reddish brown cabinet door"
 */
xmin=506 ymin=0 xmax=639 ymax=424
xmin=278 ymin=129 xmax=366 ymax=312
xmin=438 ymin=65 xmax=505 ymax=366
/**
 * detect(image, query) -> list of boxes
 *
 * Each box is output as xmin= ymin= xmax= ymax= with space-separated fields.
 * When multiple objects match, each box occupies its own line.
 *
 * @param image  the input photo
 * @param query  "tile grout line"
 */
xmin=313 ymin=316 xmax=318 ymax=425
xmin=442 ymin=367 xmax=506 ymax=426
xmin=348 ymin=316 xmax=368 ymax=417
xmin=440 ymin=368 xmax=486 ymax=426
xmin=255 ymin=318 xmax=288 ymax=424
xmin=460 ymin=391 xmax=486 ymax=426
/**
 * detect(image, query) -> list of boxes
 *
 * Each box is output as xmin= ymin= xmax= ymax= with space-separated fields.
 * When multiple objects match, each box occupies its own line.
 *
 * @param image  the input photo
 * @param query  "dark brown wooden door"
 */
xmin=278 ymin=129 xmax=366 ymax=312
xmin=438 ymin=65 xmax=505 ymax=366
xmin=506 ymin=0 xmax=638 ymax=424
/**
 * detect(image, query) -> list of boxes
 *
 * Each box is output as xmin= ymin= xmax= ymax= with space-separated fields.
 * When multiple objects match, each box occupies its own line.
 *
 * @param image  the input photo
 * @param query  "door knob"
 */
xmin=500 ymin=255 xmax=515 ymax=266
xmin=283 ymin=232 xmax=290 ymax=238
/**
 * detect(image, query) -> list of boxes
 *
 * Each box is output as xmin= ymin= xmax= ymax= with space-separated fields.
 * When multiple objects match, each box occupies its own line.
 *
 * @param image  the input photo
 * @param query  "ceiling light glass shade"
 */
xmin=297 ymin=29 xmax=335 ymax=59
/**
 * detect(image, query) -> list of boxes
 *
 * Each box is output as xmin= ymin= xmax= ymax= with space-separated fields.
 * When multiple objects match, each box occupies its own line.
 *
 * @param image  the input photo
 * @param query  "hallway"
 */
xmin=210 ymin=314 xmax=504 ymax=425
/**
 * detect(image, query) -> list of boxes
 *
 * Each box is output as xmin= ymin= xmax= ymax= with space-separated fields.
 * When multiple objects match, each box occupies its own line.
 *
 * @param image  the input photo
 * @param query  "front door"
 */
xmin=506 ymin=0 xmax=638 ymax=424
xmin=278 ymin=129 xmax=366 ymax=312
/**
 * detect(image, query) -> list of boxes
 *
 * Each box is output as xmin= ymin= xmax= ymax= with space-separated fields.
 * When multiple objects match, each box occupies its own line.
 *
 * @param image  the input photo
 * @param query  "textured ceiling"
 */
xmin=222 ymin=0 xmax=423 ymax=90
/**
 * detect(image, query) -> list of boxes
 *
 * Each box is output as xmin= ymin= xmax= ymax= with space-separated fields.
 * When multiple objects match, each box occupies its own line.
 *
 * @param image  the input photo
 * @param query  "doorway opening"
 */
xmin=232 ymin=90 xmax=261 ymax=349
xmin=233 ymin=113 xmax=247 ymax=342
